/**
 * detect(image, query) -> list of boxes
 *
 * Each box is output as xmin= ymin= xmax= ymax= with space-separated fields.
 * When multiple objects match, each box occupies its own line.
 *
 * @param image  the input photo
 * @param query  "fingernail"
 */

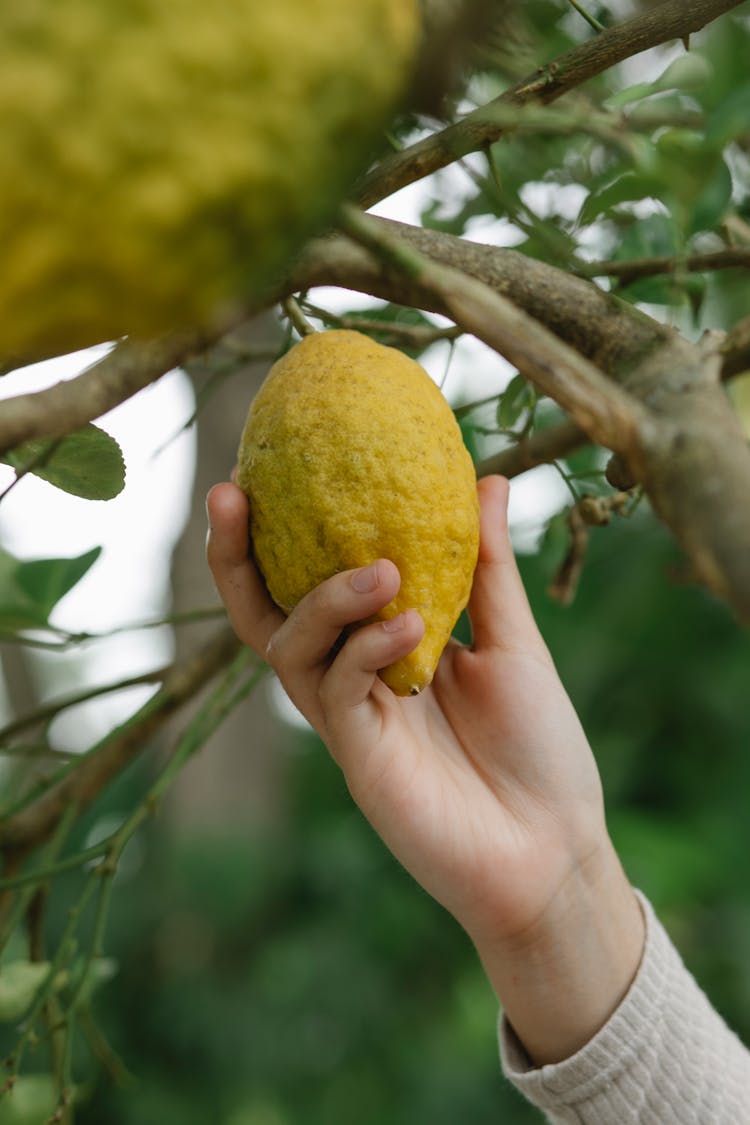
xmin=351 ymin=562 xmax=379 ymax=594
xmin=382 ymin=612 xmax=406 ymax=632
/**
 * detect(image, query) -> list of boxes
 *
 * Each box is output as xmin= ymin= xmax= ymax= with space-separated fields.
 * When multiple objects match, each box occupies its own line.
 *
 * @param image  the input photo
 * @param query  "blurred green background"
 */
xmin=24 ymin=511 xmax=745 ymax=1125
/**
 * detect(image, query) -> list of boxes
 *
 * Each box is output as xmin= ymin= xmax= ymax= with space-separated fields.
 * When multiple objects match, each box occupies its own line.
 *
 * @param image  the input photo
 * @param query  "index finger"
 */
xmin=206 ymin=481 xmax=284 ymax=654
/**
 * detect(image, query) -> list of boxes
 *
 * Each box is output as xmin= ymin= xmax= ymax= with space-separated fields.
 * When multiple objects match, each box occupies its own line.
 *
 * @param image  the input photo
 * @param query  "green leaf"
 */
xmin=619 ymin=275 xmax=684 ymax=308
xmin=0 ymin=960 xmax=50 ymax=1021
xmin=496 ymin=374 xmax=533 ymax=429
xmin=652 ymin=53 xmax=713 ymax=95
xmin=606 ymin=82 xmax=657 ymax=109
xmin=0 ymin=545 xmax=101 ymax=633
xmin=606 ymin=54 xmax=712 ymax=109
xmin=579 ymin=172 xmax=661 ymax=226
xmin=615 ymin=212 xmax=681 ymax=261
xmin=707 ymin=85 xmax=750 ymax=148
xmin=18 ymin=547 xmax=102 ymax=616
xmin=1 ymin=423 xmax=125 ymax=500
xmin=689 ymin=158 xmax=733 ymax=234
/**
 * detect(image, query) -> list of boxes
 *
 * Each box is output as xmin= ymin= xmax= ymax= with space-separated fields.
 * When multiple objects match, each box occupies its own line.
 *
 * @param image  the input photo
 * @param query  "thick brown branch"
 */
xmin=290 ymin=216 xmax=667 ymax=375
xmin=0 ymin=626 xmax=241 ymax=850
xmin=291 ymin=218 xmax=750 ymax=391
xmin=356 ymin=0 xmax=745 ymax=207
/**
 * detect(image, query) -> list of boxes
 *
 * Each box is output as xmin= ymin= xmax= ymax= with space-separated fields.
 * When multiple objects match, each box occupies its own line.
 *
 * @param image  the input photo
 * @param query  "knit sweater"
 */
xmin=500 ymin=893 xmax=750 ymax=1123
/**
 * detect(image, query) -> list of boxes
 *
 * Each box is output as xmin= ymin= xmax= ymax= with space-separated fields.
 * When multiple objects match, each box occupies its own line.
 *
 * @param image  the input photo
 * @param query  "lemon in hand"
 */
xmin=237 ymin=330 xmax=480 ymax=695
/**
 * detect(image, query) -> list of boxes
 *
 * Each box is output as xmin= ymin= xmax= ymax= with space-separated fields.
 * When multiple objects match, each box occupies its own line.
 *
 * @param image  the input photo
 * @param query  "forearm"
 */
xmin=471 ymin=841 xmax=645 ymax=1066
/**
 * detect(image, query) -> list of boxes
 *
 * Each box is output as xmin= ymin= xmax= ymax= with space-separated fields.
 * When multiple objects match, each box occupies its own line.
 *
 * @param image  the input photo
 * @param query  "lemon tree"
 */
xmin=1 ymin=2 xmax=750 ymax=1120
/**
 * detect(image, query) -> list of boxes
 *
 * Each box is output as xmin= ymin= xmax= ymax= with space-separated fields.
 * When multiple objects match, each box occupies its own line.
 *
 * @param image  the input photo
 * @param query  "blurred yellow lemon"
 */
xmin=237 ymin=330 xmax=480 ymax=695
xmin=0 ymin=1 xmax=419 ymax=362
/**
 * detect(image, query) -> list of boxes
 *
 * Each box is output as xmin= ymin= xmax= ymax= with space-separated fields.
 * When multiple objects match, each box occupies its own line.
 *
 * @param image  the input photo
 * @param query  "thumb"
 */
xmin=467 ymin=475 xmax=548 ymax=656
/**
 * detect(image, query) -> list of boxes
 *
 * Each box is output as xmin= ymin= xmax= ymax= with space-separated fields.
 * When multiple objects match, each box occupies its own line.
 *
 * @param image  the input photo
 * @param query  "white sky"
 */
xmin=0 ymin=354 xmax=197 ymax=746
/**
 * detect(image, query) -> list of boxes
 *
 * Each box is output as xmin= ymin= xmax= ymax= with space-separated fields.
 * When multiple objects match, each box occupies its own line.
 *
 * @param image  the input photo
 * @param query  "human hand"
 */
xmin=206 ymin=474 xmax=644 ymax=1064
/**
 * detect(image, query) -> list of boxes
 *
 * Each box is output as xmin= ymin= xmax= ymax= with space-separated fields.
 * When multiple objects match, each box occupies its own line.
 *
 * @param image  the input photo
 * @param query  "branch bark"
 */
xmin=356 ymin=0 xmax=746 ymax=208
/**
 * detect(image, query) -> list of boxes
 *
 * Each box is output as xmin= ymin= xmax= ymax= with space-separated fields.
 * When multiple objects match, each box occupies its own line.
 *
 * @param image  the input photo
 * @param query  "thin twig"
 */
xmin=299 ymin=301 xmax=462 ymax=349
xmin=567 ymin=0 xmax=607 ymax=33
xmin=355 ymin=0 xmax=744 ymax=208
xmin=0 ymin=606 xmax=226 ymax=653
xmin=0 ymin=668 xmax=168 ymax=744
xmin=281 ymin=297 xmax=317 ymax=337
xmin=582 ymin=247 xmax=750 ymax=284
xmin=0 ymin=806 xmax=78 ymax=957
xmin=477 ymin=419 xmax=588 ymax=479
xmin=78 ymin=1007 xmax=134 ymax=1088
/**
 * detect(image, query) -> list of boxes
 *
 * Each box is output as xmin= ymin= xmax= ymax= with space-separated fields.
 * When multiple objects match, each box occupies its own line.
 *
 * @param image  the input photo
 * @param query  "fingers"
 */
xmin=468 ymin=475 xmax=548 ymax=656
xmin=206 ymin=481 xmax=283 ymax=654
xmin=320 ymin=610 xmax=425 ymax=725
xmin=265 ymin=559 xmax=419 ymax=729
xmin=266 ymin=557 xmax=400 ymax=674
xmin=207 ymin=482 xmax=423 ymax=732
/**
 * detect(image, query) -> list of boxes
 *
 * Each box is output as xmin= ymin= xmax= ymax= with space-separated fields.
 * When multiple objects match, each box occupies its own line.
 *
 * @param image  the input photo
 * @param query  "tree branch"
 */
xmin=0 ymin=626 xmax=242 ymax=850
xmin=290 ymin=215 xmax=667 ymax=375
xmin=0 ymin=326 xmax=227 ymax=458
xmin=356 ymin=0 xmax=746 ymax=208
xmin=333 ymin=209 xmax=750 ymax=624
xmin=340 ymin=205 xmax=645 ymax=456
xmin=583 ymin=248 xmax=750 ymax=284
xmin=476 ymin=420 xmax=588 ymax=479
xmin=0 ymin=668 xmax=169 ymax=744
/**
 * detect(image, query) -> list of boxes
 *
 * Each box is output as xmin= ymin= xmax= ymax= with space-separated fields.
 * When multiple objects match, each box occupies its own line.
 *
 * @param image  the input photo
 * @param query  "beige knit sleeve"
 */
xmin=499 ymin=892 xmax=750 ymax=1124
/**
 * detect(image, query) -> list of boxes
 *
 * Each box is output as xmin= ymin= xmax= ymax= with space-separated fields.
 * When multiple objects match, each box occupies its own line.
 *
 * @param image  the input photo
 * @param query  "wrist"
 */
xmin=471 ymin=841 xmax=645 ymax=1066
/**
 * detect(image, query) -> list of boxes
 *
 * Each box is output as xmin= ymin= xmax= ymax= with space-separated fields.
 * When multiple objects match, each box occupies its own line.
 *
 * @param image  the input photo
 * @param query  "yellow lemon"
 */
xmin=0 ymin=0 xmax=419 ymax=363
xmin=237 ymin=330 xmax=480 ymax=695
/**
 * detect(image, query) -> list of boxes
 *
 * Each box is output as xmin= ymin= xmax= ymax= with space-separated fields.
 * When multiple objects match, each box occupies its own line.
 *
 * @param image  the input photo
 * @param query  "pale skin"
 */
xmin=206 ymin=473 xmax=645 ymax=1066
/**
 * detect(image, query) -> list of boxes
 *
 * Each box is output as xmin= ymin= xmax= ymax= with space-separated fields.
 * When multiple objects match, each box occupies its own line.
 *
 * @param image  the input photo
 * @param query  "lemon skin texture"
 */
xmin=0 ymin=1 xmax=419 ymax=362
xmin=237 ymin=330 xmax=480 ymax=696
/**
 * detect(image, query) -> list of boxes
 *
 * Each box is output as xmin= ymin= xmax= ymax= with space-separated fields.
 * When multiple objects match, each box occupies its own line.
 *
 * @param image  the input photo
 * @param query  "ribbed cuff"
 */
xmin=499 ymin=891 xmax=750 ymax=1124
